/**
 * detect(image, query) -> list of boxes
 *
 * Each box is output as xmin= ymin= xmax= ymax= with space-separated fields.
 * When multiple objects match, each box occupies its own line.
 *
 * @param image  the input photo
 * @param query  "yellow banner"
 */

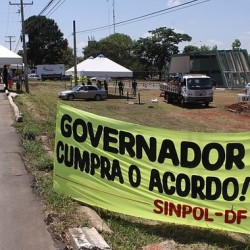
xmin=53 ymin=103 xmax=250 ymax=234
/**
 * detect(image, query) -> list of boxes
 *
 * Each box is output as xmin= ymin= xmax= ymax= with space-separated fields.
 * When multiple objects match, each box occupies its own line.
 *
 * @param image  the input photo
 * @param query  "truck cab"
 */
xmin=180 ymin=74 xmax=214 ymax=107
xmin=160 ymin=74 xmax=214 ymax=107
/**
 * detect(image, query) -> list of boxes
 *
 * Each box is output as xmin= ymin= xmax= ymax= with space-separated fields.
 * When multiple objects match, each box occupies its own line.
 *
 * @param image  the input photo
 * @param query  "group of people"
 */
xmin=95 ymin=79 xmax=138 ymax=97
xmin=118 ymin=79 xmax=137 ymax=96
xmin=84 ymin=78 xmax=138 ymax=97
xmin=96 ymin=80 xmax=109 ymax=94
xmin=1 ymin=65 xmax=24 ymax=92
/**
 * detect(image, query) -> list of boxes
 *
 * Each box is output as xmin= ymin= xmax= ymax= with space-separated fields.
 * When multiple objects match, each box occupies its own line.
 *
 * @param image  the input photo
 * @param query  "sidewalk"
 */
xmin=0 ymin=92 xmax=57 ymax=250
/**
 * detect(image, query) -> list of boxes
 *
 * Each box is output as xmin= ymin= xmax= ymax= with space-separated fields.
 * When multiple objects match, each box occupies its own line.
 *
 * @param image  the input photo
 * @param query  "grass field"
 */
xmin=13 ymin=81 xmax=250 ymax=250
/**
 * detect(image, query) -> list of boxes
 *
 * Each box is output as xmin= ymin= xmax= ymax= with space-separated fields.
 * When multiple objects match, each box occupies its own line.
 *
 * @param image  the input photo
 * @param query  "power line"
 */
xmin=76 ymin=0 xmax=210 ymax=35
xmin=15 ymin=0 xmax=66 ymax=43
xmin=38 ymin=0 xmax=56 ymax=15
xmin=9 ymin=1 xmax=31 ymax=52
xmin=45 ymin=0 xmax=66 ymax=17
xmin=38 ymin=0 xmax=66 ymax=17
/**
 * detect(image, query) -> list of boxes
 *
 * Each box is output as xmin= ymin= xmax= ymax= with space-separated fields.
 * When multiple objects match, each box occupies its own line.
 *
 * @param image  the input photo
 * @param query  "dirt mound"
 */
xmin=227 ymin=102 xmax=250 ymax=115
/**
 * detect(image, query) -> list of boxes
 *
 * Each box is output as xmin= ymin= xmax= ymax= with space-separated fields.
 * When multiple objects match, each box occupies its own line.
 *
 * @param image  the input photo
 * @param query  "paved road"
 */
xmin=0 ymin=92 xmax=57 ymax=250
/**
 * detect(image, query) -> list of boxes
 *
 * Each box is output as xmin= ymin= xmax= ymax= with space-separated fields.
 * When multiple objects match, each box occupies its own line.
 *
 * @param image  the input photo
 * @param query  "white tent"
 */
xmin=65 ymin=56 xmax=94 ymax=75
xmin=81 ymin=54 xmax=133 ymax=78
xmin=0 ymin=44 xmax=23 ymax=67
xmin=9 ymin=63 xmax=24 ymax=69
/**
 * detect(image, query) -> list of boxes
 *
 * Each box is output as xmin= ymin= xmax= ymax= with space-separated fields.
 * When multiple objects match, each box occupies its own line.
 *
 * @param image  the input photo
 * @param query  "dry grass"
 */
xmin=21 ymin=82 xmax=250 ymax=133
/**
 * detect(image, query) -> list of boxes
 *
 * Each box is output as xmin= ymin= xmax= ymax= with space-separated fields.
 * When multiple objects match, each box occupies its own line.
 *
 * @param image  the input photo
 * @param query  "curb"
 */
xmin=69 ymin=227 xmax=111 ymax=250
xmin=6 ymin=90 xmax=23 ymax=122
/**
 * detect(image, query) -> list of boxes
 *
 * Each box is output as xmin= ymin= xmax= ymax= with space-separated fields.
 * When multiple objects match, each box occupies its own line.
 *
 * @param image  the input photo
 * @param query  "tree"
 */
xmin=133 ymin=27 xmax=191 ymax=80
xmin=63 ymin=47 xmax=75 ymax=69
xmin=199 ymin=45 xmax=211 ymax=52
xmin=183 ymin=44 xmax=212 ymax=55
xmin=232 ymin=39 xmax=241 ymax=49
xmin=83 ymin=40 xmax=101 ymax=58
xmin=182 ymin=45 xmax=200 ymax=54
xmin=211 ymin=45 xmax=218 ymax=50
xmin=83 ymin=33 xmax=134 ymax=69
xmin=183 ymin=44 xmax=211 ymax=54
xmin=24 ymin=16 xmax=70 ymax=67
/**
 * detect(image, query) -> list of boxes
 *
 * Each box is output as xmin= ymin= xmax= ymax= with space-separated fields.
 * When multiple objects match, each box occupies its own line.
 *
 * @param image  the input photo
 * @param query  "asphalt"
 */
xmin=0 ymin=92 xmax=57 ymax=250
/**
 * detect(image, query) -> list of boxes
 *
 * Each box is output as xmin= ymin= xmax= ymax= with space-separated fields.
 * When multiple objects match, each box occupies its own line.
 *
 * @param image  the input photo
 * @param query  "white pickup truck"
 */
xmin=160 ymin=74 xmax=214 ymax=107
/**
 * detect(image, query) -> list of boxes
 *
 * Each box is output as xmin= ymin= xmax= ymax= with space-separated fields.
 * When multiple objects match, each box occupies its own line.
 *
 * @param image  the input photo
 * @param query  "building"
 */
xmin=169 ymin=49 xmax=250 ymax=88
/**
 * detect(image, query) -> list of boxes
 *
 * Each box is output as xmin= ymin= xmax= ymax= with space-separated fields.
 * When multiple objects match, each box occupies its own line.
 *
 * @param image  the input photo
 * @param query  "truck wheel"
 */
xmin=67 ymin=94 xmax=74 ymax=101
xmin=166 ymin=94 xmax=171 ymax=103
xmin=181 ymin=98 xmax=185 ymax=108
xmin=167 ymin=94 xmax=173 ymax=104
xmin=204 ymin=102 xmax=209 ymax=108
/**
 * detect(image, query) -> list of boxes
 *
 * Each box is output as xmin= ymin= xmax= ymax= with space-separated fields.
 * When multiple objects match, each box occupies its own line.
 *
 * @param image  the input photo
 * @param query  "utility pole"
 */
xmin=9 ymin=0 xmax=33 ymax=93
xmin=73 ymin=20 xmax=78 ymax=86
xmin=5 ymin=36 xmax=15 ymax=50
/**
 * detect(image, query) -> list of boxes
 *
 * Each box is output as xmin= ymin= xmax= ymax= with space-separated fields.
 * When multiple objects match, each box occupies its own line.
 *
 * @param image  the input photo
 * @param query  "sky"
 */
xmin=0 ymin=0 xmax=250 ymax=56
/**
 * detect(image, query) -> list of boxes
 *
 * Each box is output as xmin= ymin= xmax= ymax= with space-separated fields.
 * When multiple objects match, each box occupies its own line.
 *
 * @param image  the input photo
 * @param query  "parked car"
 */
xmin=58 ymin=85 xmax=107 ymax=101
xmin=28 ymin=74 xmax=42 ymax=81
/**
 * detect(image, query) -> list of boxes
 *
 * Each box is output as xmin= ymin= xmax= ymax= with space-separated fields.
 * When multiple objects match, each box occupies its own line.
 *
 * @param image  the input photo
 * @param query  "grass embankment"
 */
xmin=13 ymin=81 xmax=250 ymax=250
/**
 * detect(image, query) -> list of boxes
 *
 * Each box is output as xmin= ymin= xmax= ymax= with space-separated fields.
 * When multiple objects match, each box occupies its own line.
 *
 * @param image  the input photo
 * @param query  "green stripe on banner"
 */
xmin=53 ymin=103 xmax=250 ymax=234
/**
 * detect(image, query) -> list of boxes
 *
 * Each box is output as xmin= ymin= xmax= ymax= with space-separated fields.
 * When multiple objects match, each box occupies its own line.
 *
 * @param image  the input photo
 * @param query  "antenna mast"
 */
xmin=112 ymin=0 xmax=115 ymax=33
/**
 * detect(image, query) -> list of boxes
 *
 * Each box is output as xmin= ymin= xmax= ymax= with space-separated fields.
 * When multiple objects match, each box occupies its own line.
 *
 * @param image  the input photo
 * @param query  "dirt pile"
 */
xmin=227 ymin=102 xmax=250 ymax=115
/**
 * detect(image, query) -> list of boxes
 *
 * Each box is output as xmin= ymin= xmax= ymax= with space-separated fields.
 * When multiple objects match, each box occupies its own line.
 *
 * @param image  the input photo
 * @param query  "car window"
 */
xmin=89 ymin=86 xmax=97 ymax=91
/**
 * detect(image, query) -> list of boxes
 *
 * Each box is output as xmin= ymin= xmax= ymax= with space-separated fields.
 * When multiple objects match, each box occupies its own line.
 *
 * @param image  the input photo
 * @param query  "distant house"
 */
xmin=169 ymin=49 xmax=250 ymax=88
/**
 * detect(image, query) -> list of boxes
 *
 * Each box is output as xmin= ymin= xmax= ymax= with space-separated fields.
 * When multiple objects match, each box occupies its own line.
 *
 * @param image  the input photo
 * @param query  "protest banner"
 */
xmin=53 ymin=103 xmax=250 ymax=234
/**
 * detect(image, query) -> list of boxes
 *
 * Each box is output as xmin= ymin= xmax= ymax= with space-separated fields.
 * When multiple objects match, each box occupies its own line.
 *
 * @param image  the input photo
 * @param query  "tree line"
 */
xmin=21 ymin=15 xmax=244 ymax=80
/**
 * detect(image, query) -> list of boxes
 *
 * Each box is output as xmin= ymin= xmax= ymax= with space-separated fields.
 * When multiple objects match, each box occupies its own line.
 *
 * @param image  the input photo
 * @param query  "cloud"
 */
xmin=167 ymin=0 xmax=181 ymax=7
xmin=141 ymin=32 xmax=152 ymax=38
xmin=207 ymin=39 xmax=224 ymax=46
xmin=172 ymin=28 xmax=185 ymax=34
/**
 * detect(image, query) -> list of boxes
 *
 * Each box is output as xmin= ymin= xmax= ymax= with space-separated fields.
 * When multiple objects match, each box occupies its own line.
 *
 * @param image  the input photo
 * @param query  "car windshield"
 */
xmin=187 ymin=78 xmax=212 ymax=90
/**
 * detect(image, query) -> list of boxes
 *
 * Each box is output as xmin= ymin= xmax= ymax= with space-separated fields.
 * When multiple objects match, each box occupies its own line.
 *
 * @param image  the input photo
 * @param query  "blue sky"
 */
xmin=1 ymin=0 xmax=250 ymax=56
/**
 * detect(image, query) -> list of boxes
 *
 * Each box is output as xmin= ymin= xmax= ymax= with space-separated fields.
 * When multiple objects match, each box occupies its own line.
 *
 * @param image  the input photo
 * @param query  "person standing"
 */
xmin=87 ymin=78 xmax=92 ymax=85
xmin=118 ymin=80 xmax=124 ymax=96
xmin=132 ymin=79 xmax=137 ymax=97
xmin=2 ymin=65 xmax=8 ymax=91
xmin=96 ymin=80 xmax=102 ymax=89
xmin=103 ymin=80 xmax=108 ymax=94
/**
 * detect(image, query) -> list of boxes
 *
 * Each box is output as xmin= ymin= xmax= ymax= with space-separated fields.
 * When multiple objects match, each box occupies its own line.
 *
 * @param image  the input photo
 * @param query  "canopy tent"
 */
xmin=0 ymin=44 xmax=23 ymax=67
xmin=65 ymin=56 xmax=94 ymax=75
xmin=9 ymin=63 xmax=24 ymax=69
xmin=80 ymin=54 xmax=133 ymax=78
